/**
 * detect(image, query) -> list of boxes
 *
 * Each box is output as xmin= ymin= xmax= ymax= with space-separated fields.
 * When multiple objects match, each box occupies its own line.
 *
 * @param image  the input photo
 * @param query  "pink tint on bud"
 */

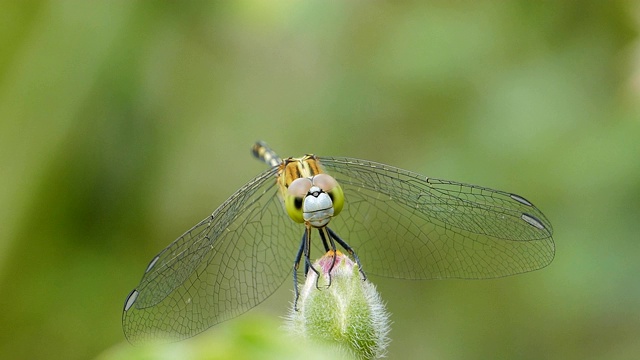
xmin=316 ymin=250 xmax=354 ymax=275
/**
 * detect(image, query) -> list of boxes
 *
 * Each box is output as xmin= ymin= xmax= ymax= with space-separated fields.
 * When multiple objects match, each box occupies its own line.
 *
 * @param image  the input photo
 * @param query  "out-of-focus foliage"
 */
xmin=96 ymin=315 xmax=349 ymax=360
xmin=0 ymin=1 xmax=638 ymax=359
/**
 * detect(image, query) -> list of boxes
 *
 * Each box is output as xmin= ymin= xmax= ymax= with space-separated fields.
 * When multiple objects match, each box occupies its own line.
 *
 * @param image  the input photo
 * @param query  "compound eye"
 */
xmin=313 ymin=174 xmax=344 ymax=216
xmin=285 ymin=177 xmax=313 ymax=223
xmin=312 ymin=174 xmax=338 ymax=192
xmin=288 ymin=177 xmax=313 ymax=198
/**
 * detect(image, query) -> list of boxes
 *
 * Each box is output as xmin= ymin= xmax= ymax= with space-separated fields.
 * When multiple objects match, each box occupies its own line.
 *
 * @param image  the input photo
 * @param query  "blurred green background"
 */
xmin=1 ymin=1 xmax=639 ymax=359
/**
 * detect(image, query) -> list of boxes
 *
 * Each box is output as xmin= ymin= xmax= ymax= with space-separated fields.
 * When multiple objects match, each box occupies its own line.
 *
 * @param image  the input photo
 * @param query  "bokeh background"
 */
xmin=1 ymin=1 xmax=639 ymax=359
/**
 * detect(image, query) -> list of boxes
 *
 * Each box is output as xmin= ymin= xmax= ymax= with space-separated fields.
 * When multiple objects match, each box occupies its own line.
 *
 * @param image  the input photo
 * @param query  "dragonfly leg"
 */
xmin=327 ymin=227 xmax=367 ymax=281
xmin=293 ymin=227 xmax=323 ymax=310
xmin=302 ymin=227 xmax=322 ymax=290
xmin=318 ymin=228 xmax=338 ymax=288
xmin=319 ymin=227 xmax=331 ymax=252
xmin=292 ymin=228 xmax=307 ymax=310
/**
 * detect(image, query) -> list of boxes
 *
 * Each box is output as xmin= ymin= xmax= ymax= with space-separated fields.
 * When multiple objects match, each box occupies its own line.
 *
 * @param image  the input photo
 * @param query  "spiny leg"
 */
xmin=292 ymin=229 xmax=306 ymax=310
xmin=318 ymin=228 xmax=339 ymax=288
xmin=293 ymin=227 xmax=320 ymax=310
xmin=326 ymin=226 xmax=367 ymax=281
xmin=319 ymin=227 xmax=331 ymax=252
xmin=303 ymin=226 xmax=321 ymax=286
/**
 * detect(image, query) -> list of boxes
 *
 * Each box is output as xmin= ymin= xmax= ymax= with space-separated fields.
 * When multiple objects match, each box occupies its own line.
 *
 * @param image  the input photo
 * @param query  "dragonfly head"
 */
xmin=285 ymin=174 xmax=344 ymax=227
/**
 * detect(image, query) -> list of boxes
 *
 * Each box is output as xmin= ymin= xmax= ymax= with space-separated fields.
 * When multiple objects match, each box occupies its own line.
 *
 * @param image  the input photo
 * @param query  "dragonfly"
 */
xmin=122 ymin=141 xmax=554 ymax=344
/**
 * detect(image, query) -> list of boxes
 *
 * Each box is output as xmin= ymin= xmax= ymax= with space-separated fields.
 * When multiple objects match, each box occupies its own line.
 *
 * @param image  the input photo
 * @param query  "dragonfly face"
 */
xmin=282 ymin=170 xmax=344 ymax=227
xmin=122 ymin=141 xmax=554 ymax=344
xmin=301 ymin=182 xmax=336 ymax=227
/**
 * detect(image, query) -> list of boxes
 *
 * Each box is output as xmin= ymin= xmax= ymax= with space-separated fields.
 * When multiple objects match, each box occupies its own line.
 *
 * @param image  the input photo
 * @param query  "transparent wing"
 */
xmin=122 ymin=166 xmax=301 ymax=344
xmin=321 ymin=156 xmax=555 ymax=280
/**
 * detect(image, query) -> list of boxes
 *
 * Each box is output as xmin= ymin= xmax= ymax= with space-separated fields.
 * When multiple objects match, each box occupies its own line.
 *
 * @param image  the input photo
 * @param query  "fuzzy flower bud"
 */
xmin=286 ymin=251 xmax=391 ymax=360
